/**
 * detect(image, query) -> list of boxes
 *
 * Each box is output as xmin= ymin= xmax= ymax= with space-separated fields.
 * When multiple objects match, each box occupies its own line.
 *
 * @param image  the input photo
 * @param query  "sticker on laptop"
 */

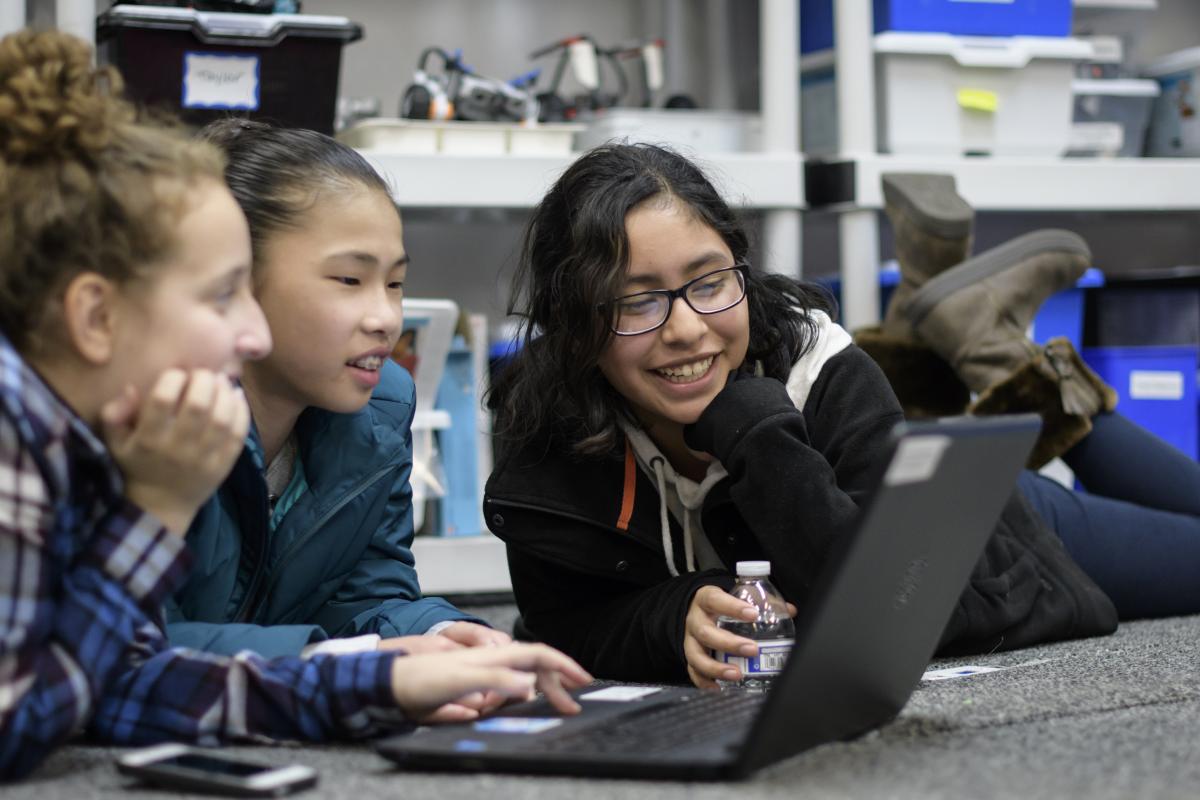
xmin=885 ymin=435 xmax=951 ymax=486
xmin=580 ymin=686 xmax=665 ymax=702
xmin=473 ymin=717 xmax=564 ymax=734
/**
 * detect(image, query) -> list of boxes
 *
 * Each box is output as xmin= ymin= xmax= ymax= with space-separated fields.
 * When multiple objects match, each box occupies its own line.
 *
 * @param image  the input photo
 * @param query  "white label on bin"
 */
xmin=885 ymin=435 xmax=950 ymax=486
xmin=1129 ymin=370 xmax=1184 ymax=401
xmin=182 ymin=52 xmax=260 ymax=110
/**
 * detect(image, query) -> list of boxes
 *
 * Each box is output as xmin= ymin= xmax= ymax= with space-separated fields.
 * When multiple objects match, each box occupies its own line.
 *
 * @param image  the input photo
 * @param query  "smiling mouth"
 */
xmin=347 ymin=355 xmax=384 ymax=371
xmin=653 ymin=355 xmax=715 ymax=384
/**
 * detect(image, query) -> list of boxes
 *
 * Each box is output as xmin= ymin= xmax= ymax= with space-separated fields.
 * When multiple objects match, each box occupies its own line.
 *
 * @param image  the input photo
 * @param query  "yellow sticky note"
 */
xmin=957 ymin=88 xmax=998 ymax=113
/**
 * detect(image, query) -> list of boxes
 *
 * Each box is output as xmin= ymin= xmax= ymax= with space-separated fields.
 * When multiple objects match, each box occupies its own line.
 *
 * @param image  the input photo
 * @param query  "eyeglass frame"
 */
xmin=597 ymin=264 xmax=750 ymax=336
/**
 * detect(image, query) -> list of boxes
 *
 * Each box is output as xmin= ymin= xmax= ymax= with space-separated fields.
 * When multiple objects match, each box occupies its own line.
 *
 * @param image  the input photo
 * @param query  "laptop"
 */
xmin=376 ymin=414 xmax=1041 ymax=780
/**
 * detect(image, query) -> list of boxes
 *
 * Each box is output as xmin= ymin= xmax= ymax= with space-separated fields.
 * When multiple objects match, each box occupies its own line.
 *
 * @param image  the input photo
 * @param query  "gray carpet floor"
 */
xmin=11 ymin=610 xmax=1200 ymax=799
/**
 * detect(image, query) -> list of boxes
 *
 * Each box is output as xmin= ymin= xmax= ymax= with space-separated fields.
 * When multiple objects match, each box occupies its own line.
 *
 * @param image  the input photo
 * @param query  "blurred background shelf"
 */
xmin=412 ymin=535 xmax=512 ymax=595
xmin=360 ymin=150 xmax=805 ymax=210
xmin=806 ymin=154 xmax=1200 ymax=210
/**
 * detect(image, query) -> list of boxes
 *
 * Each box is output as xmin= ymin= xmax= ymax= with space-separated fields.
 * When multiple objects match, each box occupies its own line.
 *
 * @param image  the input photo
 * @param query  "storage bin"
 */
xmin=1070 ymin=78 xmax=1160 ymax=157
xmin=1084 ymin=267 xmax=1200 ymax=347
xmin=575 ymin=108 xmax=762 ymax=153
xmin=338 ymin=119 xmax=581 ymax=155
xmin=1082 ymin=346 xmax=1199 ymax=460
xmin=875 ymin=33 xmax=1092 ymax=156
xmin=801 ymin=33 xmax=1092 ymax=156
xmin=800 ymin=0 xmax=1074 ymax=54
xmin=1144 ymin=46 xmax=1200 ymax=157
xmin=95 ymin=5 xmax=361 ymax=135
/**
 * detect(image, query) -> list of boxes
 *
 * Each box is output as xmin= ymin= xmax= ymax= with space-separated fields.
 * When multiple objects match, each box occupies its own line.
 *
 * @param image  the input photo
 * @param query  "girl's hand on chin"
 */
xmin=101 ymin=368 xmax=250 ymax=536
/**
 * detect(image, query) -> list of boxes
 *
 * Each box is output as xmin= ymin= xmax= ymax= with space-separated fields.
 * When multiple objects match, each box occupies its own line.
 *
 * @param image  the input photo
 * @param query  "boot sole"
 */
xmin=905 ymin=229 xmax=1091 ymax=327
xmin=881 ymin=172 xmax=973 ymax=239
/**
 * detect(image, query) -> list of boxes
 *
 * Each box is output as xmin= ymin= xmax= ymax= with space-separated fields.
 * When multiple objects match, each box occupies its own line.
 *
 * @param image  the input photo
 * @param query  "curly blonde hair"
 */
xmin=0 ymin=28 xmax=225 ymax=356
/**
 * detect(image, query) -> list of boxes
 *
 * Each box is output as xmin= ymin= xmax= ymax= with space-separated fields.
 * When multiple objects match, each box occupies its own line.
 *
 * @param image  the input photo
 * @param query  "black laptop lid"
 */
xmin=738 ymin=414 xmax=1040 ymax=774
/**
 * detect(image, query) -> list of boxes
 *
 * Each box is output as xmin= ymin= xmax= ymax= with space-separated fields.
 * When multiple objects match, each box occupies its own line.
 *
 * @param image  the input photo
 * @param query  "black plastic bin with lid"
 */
xmin=96 ymin=4 xmax=362 ymax=135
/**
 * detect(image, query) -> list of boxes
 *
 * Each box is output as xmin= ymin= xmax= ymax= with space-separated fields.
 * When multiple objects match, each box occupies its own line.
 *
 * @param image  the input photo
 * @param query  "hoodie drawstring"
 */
xmin=650 ymin=456 xmax=696 ymax=577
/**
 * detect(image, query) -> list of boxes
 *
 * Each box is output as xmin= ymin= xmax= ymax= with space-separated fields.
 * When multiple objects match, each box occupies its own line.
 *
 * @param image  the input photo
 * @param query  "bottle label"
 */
xmin=717 ymin=639 xmax=794 ymax=676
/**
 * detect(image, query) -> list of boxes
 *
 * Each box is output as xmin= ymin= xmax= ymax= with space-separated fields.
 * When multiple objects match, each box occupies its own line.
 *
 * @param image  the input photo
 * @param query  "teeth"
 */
xmin=655 ymin=356 xmax=714 ymax=383
xmin=349 ymin=355 xmax=383 ymax=371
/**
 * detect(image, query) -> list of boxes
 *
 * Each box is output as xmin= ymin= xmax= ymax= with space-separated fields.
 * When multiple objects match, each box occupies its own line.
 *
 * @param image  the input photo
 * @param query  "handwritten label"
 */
xmin=183 ymin=52 xmax=259 ymax=110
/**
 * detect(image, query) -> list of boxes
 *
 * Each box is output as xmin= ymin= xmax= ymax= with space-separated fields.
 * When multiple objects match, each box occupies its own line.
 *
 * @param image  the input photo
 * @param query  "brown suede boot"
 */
xmin=972 ymin=338 xmax=1118 ymax=468
xmin=854 ymin=326 xmax=971 ymax=419
xmin=879 ymin=173 xmax=974 ymax=340
xmin=906 ymin=229 xmax=1092 ymax=395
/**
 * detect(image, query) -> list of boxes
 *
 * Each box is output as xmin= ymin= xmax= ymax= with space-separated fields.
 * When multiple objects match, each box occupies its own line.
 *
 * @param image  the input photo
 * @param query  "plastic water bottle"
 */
xmin=715 ymin=561 xmax=795 ymax=692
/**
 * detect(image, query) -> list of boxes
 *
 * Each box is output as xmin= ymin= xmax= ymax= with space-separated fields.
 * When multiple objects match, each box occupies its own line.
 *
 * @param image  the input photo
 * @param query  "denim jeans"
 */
xmin=1017 ymin=412 xmax=1200 ymax=619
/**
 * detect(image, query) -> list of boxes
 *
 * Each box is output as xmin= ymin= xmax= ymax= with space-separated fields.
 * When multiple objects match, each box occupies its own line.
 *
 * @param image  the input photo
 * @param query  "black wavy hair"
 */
xmin=488 ymin=142 xmax=835 ymax=458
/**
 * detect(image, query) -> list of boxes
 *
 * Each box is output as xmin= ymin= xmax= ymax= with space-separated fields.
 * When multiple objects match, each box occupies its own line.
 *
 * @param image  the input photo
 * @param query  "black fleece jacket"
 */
xmin=485 ymin=345 xmax=1116 ymax=683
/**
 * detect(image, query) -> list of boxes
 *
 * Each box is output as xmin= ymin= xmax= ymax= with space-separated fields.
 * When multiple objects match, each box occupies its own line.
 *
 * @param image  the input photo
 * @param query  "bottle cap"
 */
xmin=735 ymin=560 xmax=771 ymax=577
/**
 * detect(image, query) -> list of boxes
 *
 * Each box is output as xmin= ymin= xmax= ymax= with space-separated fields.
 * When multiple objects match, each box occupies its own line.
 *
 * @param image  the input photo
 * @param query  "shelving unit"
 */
xmin=374 ymin=0 xmax=803 ymax=595
xmin=807 ymin=154 xmax=1200 ymax=210
xmin=361 ymin=151 xmax=805 ymax=210
xmin=814 ymin=0 xmax=1196 ymax=331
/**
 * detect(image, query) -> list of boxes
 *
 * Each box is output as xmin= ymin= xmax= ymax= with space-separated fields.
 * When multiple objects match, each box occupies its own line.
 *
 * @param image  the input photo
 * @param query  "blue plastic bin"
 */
xmin=818 ymin=265 xmax=1102 ymax=351
xmin=1082 ymin=346 xmax=1199 ymax=460
xmin=800 ymin=0 xmax=1074 ymax=53
xmin=1030 ymin=267 xmax=1105 ymax=348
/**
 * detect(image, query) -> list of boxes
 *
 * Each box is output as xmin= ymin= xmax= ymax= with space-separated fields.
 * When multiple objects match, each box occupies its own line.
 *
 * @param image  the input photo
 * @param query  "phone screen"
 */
xmin=159 ymin=753 xmax=275 ymax=777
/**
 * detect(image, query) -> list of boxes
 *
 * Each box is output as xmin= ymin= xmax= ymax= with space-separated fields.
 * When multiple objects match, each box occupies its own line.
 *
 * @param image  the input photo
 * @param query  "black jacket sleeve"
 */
xmin=685 ymin=346 xmax=905 ymax=604
xmin=506 ymin=544 xmax=733 ymax=683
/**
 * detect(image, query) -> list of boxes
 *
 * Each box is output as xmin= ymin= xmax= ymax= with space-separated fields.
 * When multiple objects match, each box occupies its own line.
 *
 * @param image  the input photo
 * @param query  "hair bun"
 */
xmin=0 ymin=29 xmax=134 ymax=163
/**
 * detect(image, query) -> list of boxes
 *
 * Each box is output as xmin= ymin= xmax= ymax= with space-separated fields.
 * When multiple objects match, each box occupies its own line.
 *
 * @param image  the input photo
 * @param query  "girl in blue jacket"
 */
xmin=167 ymin=120 xmax=507 ymax=659
xmin=0 ymin=29 xmax=589 ymax=781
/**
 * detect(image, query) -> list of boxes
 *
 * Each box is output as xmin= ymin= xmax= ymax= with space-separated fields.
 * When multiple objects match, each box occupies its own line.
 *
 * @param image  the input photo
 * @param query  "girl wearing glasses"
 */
xmin=486 ymin=143 xmax=1199 ymax=688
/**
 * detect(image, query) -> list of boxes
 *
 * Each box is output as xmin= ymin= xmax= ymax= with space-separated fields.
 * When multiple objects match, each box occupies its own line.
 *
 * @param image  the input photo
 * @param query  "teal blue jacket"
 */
xmin=166 ymin=361 xmax=476 ymax=658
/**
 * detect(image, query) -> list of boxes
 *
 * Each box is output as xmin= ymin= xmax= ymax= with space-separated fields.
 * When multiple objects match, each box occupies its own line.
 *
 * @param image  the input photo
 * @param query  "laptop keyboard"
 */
xmin=540 ymin=690 xmax=766 ymax=755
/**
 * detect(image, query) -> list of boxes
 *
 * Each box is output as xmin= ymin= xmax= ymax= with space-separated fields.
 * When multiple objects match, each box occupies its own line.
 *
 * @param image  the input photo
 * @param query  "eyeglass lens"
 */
xmin=611 ymin=267 xmax=745 ymax=335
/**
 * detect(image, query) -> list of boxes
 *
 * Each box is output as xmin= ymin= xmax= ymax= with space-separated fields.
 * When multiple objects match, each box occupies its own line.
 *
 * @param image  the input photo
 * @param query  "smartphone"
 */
xmin=116 ymin=743 xmax=318 ymax=797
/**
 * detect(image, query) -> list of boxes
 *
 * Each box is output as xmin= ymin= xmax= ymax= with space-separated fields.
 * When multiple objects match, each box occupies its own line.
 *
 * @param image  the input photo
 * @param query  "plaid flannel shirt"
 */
xmin=0 ymin=338 xmax=408 ymax=781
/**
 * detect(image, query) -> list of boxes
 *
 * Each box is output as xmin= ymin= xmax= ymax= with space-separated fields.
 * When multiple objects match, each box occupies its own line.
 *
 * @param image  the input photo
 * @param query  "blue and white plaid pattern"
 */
xmin=0 ymin=337 xmax=407 ymax=781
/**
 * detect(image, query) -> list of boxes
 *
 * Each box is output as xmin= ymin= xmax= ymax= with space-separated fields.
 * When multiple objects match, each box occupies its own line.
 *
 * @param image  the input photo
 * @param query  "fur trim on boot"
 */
xmin=970 ymin=337 xmax=1118 ymax=468
xmin=854 ymin=326 xmax=971 ymax=419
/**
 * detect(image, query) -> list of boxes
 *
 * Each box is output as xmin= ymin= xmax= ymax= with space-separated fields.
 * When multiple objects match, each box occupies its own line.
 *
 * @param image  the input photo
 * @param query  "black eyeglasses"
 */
xmin=599 ymin=264 xmax=748 ymax=336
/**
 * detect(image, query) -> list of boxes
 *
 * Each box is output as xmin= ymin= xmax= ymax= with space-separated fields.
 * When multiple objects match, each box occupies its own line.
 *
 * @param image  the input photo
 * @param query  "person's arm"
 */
xmin=165 ymin=616 xmax=329 ymax=659
xmin=507 ymin=543 xmax=733 ymax=683
xmin=310 ymin=391 xmax=481 ymax=641
xmin=0 ymin=412 xmax=193 ymax=779
xmin=684 ymin=347 xmax=904 ymax=602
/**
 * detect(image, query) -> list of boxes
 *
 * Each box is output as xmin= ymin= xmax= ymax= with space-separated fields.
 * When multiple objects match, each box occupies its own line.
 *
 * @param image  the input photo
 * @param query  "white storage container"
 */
xmin=802 ymin=34 xmax=1093 ymax=156
xmin=575 ymin=108 xmax=762 ymax=153
xmin=509 ymin=123 xmax=584 ymax=155
xmin=873 ymin=33 xmax=1093 ymax=156
xmin=338 ymin=119 xmax=579 ymax=156
xmin=1070 ymin=78 xmax=1159 ymax=157
xmin=1144 ymin=46 xmax=1200 ymax=157
xmin=338 ymin=118 xmax=441 ymax=154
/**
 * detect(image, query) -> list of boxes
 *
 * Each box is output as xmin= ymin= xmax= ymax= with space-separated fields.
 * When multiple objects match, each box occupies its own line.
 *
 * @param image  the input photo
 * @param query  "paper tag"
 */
xmin=473 ymin=717 xmax=563 ymax=734
xmin=580 ymin=686 xmax=664 ymax=702
xmin=183 ymin=52 xmax=260 ymax=110
xmin=885 ymin=435 xmax=950 ymax=486
xmin=921 ymin=665 xmax=1002 ymax=681
xmin=1129 ymin=370 xmax=1184 ymax=400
